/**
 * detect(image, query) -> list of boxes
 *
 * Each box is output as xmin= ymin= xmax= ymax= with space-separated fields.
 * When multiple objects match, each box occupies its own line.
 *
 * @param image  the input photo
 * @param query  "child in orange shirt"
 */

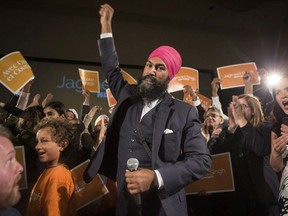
xmin=26 ymin=118 xmax=77 ymax=216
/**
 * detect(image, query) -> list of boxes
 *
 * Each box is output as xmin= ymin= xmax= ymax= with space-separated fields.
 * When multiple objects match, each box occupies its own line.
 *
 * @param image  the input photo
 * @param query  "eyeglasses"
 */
xmin=205 ymin=113 xmax=221 ymax=118
xmin=239 ymin=104 xmax=250 ymax=109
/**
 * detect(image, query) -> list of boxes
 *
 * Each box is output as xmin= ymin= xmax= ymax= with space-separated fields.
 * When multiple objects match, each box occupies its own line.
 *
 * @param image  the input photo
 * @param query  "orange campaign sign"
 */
xmin=0 ymin=51 xmax=34 ymax=94
xmin=120 ymin=69 xmax=137 ymax=84
xmin=185 ymin=152 xmax=235 ymax=194
xmin=168 ymin=67 xmax=199 ymax=93
xmin=71 ymin=160 xmax=109 ymax=210
xmin=183 ymin=92 xmax=211 ymax=110
xmin=79 ymin=68 xmax=100 ymax=93
xmin=105 ymin=69 xmax=137 ymax=107
xmin=15 ymin=146 xmax=28 ymax=190
xmin=183 ymin=92 xmax=194 ymax=106
xmin=198 ymin=93 xmax=212 ymax=110
xmin=217 ymin=62 xmax=260 ymax=90
xmin=106 ymin=88 xmax=117 ymax=108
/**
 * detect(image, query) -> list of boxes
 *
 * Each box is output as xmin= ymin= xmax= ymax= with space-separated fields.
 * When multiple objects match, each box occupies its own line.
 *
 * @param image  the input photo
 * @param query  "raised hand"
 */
xmin=41 ymin=93 xmax=53 ymax=107
xmin=82 ymin=90 xmax=90 ymax=104
xmin=27 ymin=93 xmax=41 ymax=108
xmin=243 ymin=71 xmax=254 ymax=95
xmin=88 ymin=105 xmax=102 ymax=118
xmin=211 ymin=78 xmax=221 ymax=97
xmin=227 ymin=106 xmax=237 ymax=133
xmin=243 ymin=71 xmax=253 ymax=84
xmin=99 ymin=4 xmax=114 ymax=33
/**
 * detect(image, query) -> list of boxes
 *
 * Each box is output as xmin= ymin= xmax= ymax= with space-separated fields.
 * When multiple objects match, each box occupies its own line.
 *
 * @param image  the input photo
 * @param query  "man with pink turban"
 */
xmin=84 ymin=4 xmax=211 ymax=216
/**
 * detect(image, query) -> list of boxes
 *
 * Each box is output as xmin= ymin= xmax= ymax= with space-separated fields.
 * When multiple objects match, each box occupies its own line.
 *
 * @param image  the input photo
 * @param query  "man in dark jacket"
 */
xmin=84 ymin=4 xmax=211 ymax=216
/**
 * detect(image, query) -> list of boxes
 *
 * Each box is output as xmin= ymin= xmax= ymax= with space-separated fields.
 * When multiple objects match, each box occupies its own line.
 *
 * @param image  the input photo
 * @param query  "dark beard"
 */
xmin=137 ymin=75 xmax=169 ymax=102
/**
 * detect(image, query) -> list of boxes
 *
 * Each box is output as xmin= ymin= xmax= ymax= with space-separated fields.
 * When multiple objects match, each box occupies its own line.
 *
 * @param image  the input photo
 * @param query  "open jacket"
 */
xmin=84 ymin=37 xmax=211 ymax=216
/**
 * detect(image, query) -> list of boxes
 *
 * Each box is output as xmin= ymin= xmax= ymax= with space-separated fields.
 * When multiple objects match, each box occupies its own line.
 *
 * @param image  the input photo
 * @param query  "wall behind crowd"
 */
xmin=1 ymin=1 xmax=287 ymax=114
xmin=0 ymin=57 xmax=215 ymax=116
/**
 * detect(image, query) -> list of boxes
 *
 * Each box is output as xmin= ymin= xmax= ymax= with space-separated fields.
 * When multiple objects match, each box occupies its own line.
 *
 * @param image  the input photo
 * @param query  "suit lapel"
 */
xmin=152 ymin=94 xmax=174 ymax=162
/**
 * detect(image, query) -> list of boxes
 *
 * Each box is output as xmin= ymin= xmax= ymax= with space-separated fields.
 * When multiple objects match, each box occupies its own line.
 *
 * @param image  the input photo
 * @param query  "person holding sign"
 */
xmin=0 ymin=125 xmax=23 ymax=216
xmin=183 ymin=78 xmax=229 ymax=123
xmin=84 ymin=4 xmax=211 ymax=216
xmin=26 ymin=118 xmax=77 ymax=216
xmin=182 ymin=85 xmax=205 ymax=122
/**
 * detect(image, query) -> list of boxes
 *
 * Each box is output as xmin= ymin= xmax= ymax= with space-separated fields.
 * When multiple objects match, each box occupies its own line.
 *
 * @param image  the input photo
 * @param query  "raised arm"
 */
xmin=211 ymin=78 xmax=228 ymax=120
xmin=98 ymin=4 xmax=128 ymax=100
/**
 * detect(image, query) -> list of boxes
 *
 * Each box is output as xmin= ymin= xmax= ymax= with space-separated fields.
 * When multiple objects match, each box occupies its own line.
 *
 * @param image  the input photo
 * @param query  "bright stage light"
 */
xmin=266 ymin=73 xmax=281 ymax=88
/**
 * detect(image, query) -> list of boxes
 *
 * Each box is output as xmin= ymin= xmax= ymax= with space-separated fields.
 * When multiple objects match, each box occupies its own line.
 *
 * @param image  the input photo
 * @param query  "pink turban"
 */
xmin=148 ymin=46 xmax=182 ymax=80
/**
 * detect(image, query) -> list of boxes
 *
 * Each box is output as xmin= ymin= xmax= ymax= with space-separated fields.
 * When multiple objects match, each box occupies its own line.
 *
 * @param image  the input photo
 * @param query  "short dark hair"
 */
xmin=35 ymin=118 xmax=75 ymax=144
xmin=34 ymin=118 xmax=76 ymax=161
xmin=0 ymin=125 xmax=18 ymax=146
xmin=17 ymin=105 xmax=45 ymax=132
xmin=44 ymin=101 xmax=66 ymax=116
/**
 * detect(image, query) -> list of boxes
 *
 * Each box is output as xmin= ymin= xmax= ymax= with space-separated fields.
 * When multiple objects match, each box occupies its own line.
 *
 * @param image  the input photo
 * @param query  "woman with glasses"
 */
xmin=201 ymin=106 xmax=225 ymax=151
xmin=223 ymin=94 xmax=279 ymax=216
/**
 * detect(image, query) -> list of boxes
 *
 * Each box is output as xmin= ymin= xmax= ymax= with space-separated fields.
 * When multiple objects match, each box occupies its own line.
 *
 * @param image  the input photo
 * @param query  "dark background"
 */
xmin=1 ymin=0 xmax=287 ymax=117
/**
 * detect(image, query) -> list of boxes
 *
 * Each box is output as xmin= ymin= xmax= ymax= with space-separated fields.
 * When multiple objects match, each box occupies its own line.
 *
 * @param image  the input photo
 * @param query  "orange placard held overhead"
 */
xmin=0 ymin=51 xmax=34 ymax=94
xmin=105 ymin=69 xmax=137 ymax=107
xmin=168 ymin=67 xmax=199 ymax=93
xmin=198 ymin=93 xmax=212 ymax=111
xmin=217 ymin=62 xmax=260 ymax=90
xmin=183 ymin=92 xmax=211 ymax=110
xmin=106 ymin=88 xmax=117 ymax=108
xmin=120 ymin=69 xmax=137 ymax=84
xmin=79 ymin=68 xmax=100 ymax=93
xmin=183 ymin=92 xmax=194 ymax=106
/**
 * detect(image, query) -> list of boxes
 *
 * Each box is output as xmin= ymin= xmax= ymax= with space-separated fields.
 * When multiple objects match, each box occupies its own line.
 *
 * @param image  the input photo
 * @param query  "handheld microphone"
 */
xmin=127 ymin=158 xmax=139 ymax=171
xmin=127 ymin=158 xmax=142 ymax=215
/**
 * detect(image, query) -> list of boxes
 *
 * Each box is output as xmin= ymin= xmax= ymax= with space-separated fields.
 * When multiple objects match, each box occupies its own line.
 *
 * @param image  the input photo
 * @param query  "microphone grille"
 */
xmin=127 ymin=158 xmax=139 ymax=171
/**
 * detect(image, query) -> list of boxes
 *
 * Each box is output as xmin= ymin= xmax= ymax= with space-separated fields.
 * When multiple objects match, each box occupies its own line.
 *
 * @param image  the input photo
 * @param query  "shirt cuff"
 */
xmin=19 ymin=91 xmax=30 ymax=97
xmin=83 ymin=101 xmax=90 ymax=106
xmin=211 ymin=96 xmax=219 ymax=103
xmin=100 ymin=33 xmax=113 ymax=39
xmin=154 ymin=170 xmax=164 ymax=189
xmin=193 ymin=99 xmax=201 ymax=107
